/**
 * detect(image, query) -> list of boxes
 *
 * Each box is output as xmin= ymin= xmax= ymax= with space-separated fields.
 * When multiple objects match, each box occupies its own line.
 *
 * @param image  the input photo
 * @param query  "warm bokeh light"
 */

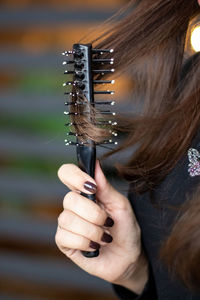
xmin=191 ymin=25 xmax=200 ymax=52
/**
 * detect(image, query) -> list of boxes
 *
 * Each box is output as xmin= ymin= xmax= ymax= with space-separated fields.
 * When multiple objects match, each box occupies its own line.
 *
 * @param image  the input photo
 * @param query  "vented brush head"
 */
xmin=62 ymin=43 xmax=118 ymax=147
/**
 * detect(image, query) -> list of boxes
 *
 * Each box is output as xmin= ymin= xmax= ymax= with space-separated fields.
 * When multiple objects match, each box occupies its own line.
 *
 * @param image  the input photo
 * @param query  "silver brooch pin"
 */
xmin=188 ymin=148 xmax=200 ymax=177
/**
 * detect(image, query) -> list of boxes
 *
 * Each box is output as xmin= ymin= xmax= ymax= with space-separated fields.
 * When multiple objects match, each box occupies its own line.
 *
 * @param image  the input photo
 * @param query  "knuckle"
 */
xmin=67 ymin=191 xmax=76 ymax=202
xmin=63 ymin=194 xmax=68 ymax=208
xmin=57 ymin=164 xmax=66 ymax=179
xmin=79 ymin=236 xmax=88 ymax=249
xmin=57 ymin=213 xmax=63 ymax=227
xmin=55 ymin=229 xmax=62 ymax=246
xmin=94 ymin=207 xmax=107 ymax=225
xmin=87 ymin=224 xmax=103 ymax=242
xmin=57 ymin=212 xmax=62 ymax=224
xmin=96 ymin=227 xmax=104 ymax=242
xmin=63 ymin=191 xmax=76 ymax=208
xmin=101 ymin=210 xmax=108 ymax=224
xmin=58 ymin=211 xmax=70 ymax=228
xmin=85 ymin=224 xmax=95 ymax=239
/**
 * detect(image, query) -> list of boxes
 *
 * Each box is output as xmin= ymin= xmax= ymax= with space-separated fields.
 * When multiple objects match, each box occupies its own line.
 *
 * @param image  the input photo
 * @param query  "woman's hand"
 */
xmin=55 ymin=160 xmax=148 ymax=291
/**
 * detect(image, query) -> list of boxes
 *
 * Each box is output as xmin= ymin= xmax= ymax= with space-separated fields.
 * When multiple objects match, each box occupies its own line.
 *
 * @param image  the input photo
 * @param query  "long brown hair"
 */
xmin=77 ymin=0 xmax=200 ymax=291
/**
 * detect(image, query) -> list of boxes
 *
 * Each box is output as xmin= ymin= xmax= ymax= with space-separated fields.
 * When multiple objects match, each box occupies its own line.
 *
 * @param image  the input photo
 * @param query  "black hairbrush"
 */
xmin=62 ymin=43 xmax=117 ymax=258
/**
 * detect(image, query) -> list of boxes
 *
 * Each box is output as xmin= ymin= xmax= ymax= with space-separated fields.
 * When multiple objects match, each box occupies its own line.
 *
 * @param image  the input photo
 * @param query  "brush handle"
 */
xmin=80 ymin=192 xmax=99 ymax=258
xmin=77 ymin=144 xmax=99 ymax=258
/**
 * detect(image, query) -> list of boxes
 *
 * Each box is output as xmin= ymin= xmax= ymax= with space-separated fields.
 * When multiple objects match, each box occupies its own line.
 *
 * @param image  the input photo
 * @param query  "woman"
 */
xmin=55 ymin=0 xmax=200 ymax=299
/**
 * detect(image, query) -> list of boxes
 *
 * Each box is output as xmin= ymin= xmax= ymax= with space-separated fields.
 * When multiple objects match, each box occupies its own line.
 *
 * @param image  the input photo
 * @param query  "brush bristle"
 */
xmin=62 ymin=43 xmax=118 ymax=147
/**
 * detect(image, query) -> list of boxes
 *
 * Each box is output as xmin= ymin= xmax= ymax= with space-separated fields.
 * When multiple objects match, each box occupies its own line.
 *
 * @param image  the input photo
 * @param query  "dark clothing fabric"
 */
xmin=112 ymin=53 xmax=200 ymax=300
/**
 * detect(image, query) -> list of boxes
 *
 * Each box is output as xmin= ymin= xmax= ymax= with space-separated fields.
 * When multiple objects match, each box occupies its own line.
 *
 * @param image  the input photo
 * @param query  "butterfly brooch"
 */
xmin=188 ymin=148 xmax=200 ymax=177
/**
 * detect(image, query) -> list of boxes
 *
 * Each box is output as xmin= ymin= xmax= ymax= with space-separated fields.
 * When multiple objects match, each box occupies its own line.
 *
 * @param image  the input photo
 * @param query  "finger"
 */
xmin=95 ymin=160 xmax=129 ymax=209
xmin=58 ymin=210 xmax=113 ymax=245
xmin=63 ymin=191 xmax=111 ymax=227
xmin=58 ymin=164 xmax=97 ymax=194
xmin=55 ymin=226 xmax=99 ymax=252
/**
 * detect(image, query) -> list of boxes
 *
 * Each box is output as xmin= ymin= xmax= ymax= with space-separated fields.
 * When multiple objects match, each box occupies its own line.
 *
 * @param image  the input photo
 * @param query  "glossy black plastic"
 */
xmin=73 ymin=44 xmax=99 ymax=258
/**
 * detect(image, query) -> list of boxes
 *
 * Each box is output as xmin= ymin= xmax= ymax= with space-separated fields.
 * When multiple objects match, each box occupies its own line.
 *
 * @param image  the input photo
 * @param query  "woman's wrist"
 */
xmin=113 ymin=250 xmax=149 ymax=295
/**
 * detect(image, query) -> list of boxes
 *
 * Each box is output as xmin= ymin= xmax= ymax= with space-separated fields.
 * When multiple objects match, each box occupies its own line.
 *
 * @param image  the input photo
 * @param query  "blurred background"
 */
xmin=0 ymin=0 xmax=199 ymax=299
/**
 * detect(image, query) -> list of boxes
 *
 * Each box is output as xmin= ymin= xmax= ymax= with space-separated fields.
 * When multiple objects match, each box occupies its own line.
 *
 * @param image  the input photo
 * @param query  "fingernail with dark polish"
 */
xmin=89 ymin=241 xmax=101 ymax=250
xmin=84 ymin=181 xmax=97 ymax=193
xmin=104 ymin=217 xmax=114 ymax=227
xmin=101 ymin=232 xmax=113 ymax=243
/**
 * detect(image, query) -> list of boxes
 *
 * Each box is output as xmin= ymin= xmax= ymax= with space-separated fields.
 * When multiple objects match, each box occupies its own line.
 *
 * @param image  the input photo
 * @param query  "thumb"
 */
xmin=95 ymin=160 xmax=127 ymax=208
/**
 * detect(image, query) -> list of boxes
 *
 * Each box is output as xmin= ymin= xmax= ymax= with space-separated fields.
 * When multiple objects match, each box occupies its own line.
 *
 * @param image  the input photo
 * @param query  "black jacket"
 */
xmin=112 ymin=53 xmax=200 ymax=300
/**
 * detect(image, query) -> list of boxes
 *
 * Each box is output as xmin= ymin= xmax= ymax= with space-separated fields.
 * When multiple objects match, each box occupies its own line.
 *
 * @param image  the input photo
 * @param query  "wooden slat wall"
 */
xmin=1 ymin=0 xmax=125 ymax=9
xmin=1 ymin=277 xmax=116 ymax=300
xmin=0 ymin=1 xmax=128 ymax=299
